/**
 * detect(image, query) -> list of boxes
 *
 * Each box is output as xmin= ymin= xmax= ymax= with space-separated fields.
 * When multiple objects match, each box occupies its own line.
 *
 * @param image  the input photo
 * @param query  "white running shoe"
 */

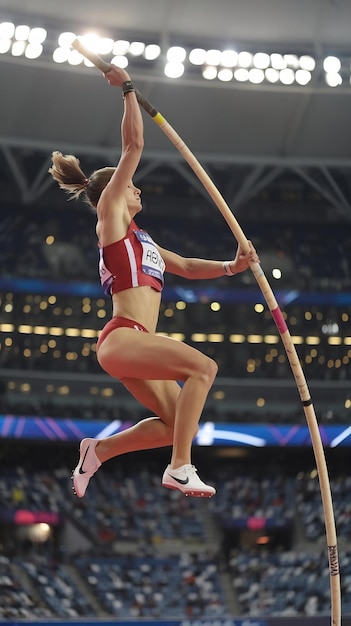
xmin=72 ymin=438 xmax=101 ymax=498
xmin=162 ymin=464 xmax=216 ymax=498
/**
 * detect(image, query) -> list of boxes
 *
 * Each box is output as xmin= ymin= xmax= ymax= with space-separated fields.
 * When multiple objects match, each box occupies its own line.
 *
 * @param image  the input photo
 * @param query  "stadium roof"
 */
xmin=1 ymin=0 xmax=351 ymax=218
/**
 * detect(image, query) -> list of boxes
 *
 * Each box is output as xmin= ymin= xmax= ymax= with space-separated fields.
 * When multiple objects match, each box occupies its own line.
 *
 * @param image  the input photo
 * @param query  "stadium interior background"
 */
xmin=1 ymin=0 xmax=351 ymax=623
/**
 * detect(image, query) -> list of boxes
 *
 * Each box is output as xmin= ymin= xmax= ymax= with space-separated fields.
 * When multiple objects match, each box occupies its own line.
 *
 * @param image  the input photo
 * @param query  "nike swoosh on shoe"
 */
xmin=78 ymin=446 xmax=90 ymax=474
xmin=169 ymin=475 xmax=189 ymax=485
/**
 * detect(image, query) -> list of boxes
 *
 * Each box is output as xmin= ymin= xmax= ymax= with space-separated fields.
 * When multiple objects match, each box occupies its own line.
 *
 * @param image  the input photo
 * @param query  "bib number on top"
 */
xmin=134 ymin=230 xmax=165 ymax=285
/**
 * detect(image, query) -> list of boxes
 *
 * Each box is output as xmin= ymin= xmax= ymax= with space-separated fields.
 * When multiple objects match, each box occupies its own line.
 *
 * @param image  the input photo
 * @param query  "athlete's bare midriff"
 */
xmin=111 ymin=285 xmax=161 ymax=333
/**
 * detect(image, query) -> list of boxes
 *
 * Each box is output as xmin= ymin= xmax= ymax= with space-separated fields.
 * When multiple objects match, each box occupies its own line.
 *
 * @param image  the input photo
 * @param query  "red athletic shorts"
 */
xmin=97 ymin=316 xmax=148 ymax=351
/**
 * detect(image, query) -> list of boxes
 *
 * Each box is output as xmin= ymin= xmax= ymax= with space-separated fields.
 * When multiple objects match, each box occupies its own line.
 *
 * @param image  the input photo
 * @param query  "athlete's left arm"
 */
xmin=157 ymin=242 xmax=259 ymax=280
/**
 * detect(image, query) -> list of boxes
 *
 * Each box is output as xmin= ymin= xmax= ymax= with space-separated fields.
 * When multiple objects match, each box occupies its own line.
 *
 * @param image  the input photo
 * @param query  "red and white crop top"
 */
xmin=98 ymin=219 xmax=165 ymax=296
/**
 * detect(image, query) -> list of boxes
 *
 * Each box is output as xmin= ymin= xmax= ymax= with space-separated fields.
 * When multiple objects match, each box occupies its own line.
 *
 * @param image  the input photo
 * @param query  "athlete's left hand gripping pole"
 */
xmin=71 ymin=38 xmax=341 ymax=626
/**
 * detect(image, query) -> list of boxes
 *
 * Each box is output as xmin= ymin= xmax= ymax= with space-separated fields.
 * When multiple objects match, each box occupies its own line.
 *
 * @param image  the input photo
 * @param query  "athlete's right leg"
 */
xmin=73 ymin=328 xmax=217 ymax=498
xmin=118 ymin=377 xmax=215 ymax=497
xmin=97 ymin=327 xmax=218 ymax=469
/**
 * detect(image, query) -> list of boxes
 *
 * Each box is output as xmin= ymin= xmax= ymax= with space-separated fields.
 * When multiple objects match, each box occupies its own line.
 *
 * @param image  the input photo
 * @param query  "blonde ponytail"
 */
xmin=49 ymin=152 xmax=89 ymax=201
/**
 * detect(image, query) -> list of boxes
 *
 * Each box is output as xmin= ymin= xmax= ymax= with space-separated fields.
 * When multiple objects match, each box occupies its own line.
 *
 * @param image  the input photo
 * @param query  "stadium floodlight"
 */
xmin=28 ymin=27 xmax=47 ymax=44
xmin=323 ymin=55 xmax=341 ymax=73
xmin=144 ymin=44 xmax=161 ymax=60
xmin=205 ymin=48 xmax=222 ymax=66
xmin=265 ymin=67 xmax=280 ymax=83
xmin=300 ymin=55 xmax=316 ymax=71
xmin=221 ymin=49 xmax=238 ymax=67
xmin=238 ymin=51 xmax=253 ymax=68
xmin=217 ymin=68 xmax=233 ymax=81
xmin=234 ymin=67 xmax=249 ymax=82
xmin=113 ymin=40 xmax=130 ymax=55
xmin=189 ymin=47 xmax=206 ymax=65
xmin=167 ymin=46 xmax=186 ymax=62
xmin=96 ymin=37 xmax=114 ymax=55
xmin=11 ymin=40 xmax=26 ymax=56
xmin=271 ymin=53 xmax=286 ymax=70
xmin=253 ymin=52 xmax=270 ymax=69
xmin=280 ymin=68 xmax=295 ymax=85
xmin=53 ymin=46 xmax=69 ymax=64
xmin=129 ymin=41 xmax=145 ymax=56
xmin=111 ymin=55 xmax=128 ymax=68
xmin=0 ymin=39 xmax=11 ymax=53
xmin=0 ymin=21 xmax=15 ymax=38
xmin=68 ymin=48 xmax=83 ymax=65
xmin=325 ymin=72 xmax=342 ymax=87
xmin=202 ymin=65 xmax=217 ymax=80
xmin=295 ymin=69 xmax=312 ymax=85
xmin=15 ymin=24 xmax=30 ymax=41
xmin=0 ymin=22 xmax=46 ymax=59
xmin=0 ymin=17 xmax=346 ymax=95
xmin=58 ymin=32 xmax=76 ymax=47
xmin=25 ymin=43 xmax=43 ymax=59
xmin=164 ymin=61 xmax=184 ymax=78
xmin=248 ymin=68 xmax=265 ymax=84
xmin=284 ymin=54 xmax=299 ymax=69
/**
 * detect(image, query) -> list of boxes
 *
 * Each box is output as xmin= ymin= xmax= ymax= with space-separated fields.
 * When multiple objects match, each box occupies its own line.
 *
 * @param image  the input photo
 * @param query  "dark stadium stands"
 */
xmin=0 ymin=460 xmax=351 ymax=619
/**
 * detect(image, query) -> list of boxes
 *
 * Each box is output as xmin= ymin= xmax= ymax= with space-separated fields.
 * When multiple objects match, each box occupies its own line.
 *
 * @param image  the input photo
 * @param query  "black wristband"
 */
xmin=122 ymin=80 xmax=135 ymax=95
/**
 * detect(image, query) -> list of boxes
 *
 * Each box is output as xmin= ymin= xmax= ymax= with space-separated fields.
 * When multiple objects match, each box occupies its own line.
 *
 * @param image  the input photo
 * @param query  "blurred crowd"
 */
xmin=1 ymin=459 xmax=351 ymax=619
xmin=1 ymin=204 xmax=351 ymax=291
xmin=1 ymin=203 xmax=350 ymax=423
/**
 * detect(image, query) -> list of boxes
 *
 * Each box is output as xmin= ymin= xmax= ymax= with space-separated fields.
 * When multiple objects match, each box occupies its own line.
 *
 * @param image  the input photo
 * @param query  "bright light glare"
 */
xmin=53 ymin=47 xmax=69 ymax=63
xmin=0 ymin=39 xmax=11 ymax=53
xmin=25 ymin=43 xmax=43 ymax=59
xmin=4 ymin=24 xmax=339 ymax=94
xmin=28 ymin=27 xmax=47 ymax=44
xmin=58 ymin=32 xmax=76 ymax=48
xmin=280 ymin=68 xmax=295 ymax=84
xmin=29 ymin=522 xmax=51 ymax=542
xmin=238 ymin=51 xmax=253 ymax=67
xmin=253 ymin=52 xmax=270 ymax=69
xmin=202 ymin=65 xmax=217 ymax=80
xmin=205 ymin=49 xmax=221 ymax=66
xmin=113 ymin=40 xmax=129 ymax=55
xmin=144 ymin=44 xmax=161 ymax=60
xmin=265 ymin=67 xmax=279 ymax=83
xmin=68 ymin=49 xmax=84 ymax=65
xmin=300 ymin=55 xmax=315 ymax=71
xmin=295 ymin=69 xmax=311 ymax=85
xmin=234 ymin=68 xmax=249 ymax=81
xmin=325 ymin=72 xmax=342 ymax=87
xmin=12 ymin=41 xmax=26 ymax=56
xmin=129 ymin=41 xmax=145 ymax=56
xmin=167 ymin=46 xmax=186 ymax=62
xmin=0 ymin=22 xmax=15 ymax=38
xmin=249 ymin=68 xmax=265 ymax=83
xmin=221 ymin=49 xmax=238 ymax=67
xmin=164 ymin=61 xmax=184 ymax=78
xmin=323 ymin=56 xmax=341 ymax=73
xmin=189 ymin=48 xmax=206 ymax=65
xmin=80 ymin=33 xmax=99 ymax=52
xmin=111 ymin=55 xmax=128 ymax=68
xmin=271 ymin=53 xmax=286 ymax=70
xmin=83 ymin=58 xmax=95 ymax=68
xmin=15 ymin=25 xmax=30 ymax=41
xmin=97 ymin=37 xmax=114 ymax=55
xmin=218 ymin=68 xmax=233 ymax=81
xmin=284 ymin=54 xmax=299 ymax=68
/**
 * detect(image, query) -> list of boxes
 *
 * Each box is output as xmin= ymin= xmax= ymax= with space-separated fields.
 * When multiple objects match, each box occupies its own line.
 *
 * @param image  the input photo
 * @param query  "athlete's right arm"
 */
xmin=101 ymin=68 xmax=144 ymax=204
xmin=97 ymin=69 xmax=144 ymax=244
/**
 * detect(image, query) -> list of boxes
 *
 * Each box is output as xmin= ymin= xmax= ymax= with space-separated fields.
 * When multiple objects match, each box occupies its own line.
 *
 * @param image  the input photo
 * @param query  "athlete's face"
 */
xmin=126 ymin=181 xmax=142 ymax=213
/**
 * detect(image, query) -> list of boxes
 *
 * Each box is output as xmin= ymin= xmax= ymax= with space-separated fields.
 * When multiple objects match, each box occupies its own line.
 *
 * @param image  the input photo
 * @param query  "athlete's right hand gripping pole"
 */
xmin=71 ymin=38 xmax=341 ymax=626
